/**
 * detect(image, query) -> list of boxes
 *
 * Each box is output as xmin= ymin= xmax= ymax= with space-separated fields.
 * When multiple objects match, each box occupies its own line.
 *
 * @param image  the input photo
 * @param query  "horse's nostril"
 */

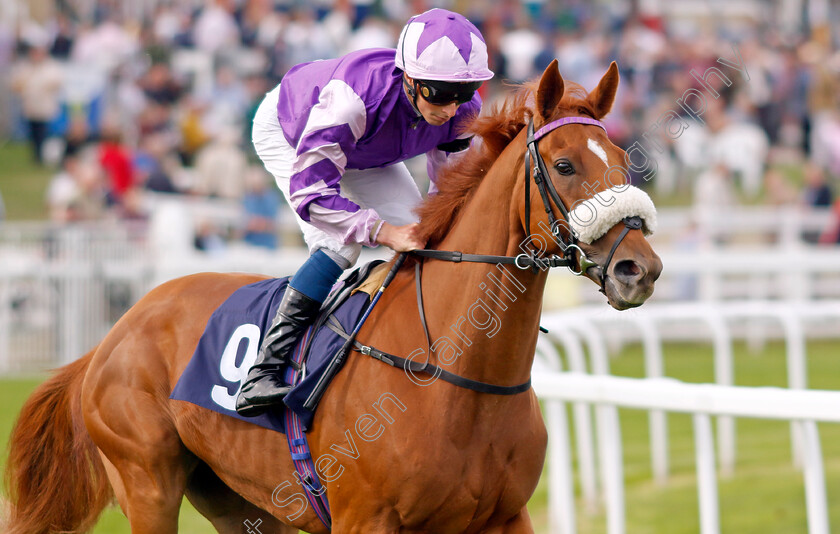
xmin=613 ymin=259 xmax=644 ymax=285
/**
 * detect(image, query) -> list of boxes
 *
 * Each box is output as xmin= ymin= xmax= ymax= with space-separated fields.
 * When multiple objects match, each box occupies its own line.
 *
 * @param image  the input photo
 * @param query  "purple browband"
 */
xmin=533 ymin=116 xmax=607 ymax=141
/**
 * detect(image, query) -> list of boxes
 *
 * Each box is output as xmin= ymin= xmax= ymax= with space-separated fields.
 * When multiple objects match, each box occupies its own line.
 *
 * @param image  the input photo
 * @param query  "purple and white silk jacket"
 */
xmin=276 ymin=48 xmax=481 ymax=247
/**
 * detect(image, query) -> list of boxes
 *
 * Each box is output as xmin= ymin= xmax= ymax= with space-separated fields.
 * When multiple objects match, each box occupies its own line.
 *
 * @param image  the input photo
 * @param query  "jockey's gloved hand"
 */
xmin=376 ymin=221 xmax=426 ymax=252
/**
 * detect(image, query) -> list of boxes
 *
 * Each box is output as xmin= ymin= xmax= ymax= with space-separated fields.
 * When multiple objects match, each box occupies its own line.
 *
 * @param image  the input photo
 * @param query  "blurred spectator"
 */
xmin=193 ymin=127 xmax=247 ymax=199
xmin=152 ymin=3 xmax=183 ymax=45
xmin=171 ymin=9 xmax=196 ymax=49
xmin=673 ymin=218 xmax=702 ymax=299
xmin=50 ymin=14 xmax=75 ymax=60
xmin=775 ymin=47 xmax=811 ymax=152
xmin=140 ymin=62 xmax=183 ymax=107
xmin=241 ymin=168 xmax=280 ymax=249
xmin=139 ymin=100 xmax=176 ymax=138
xmin=693 ymin=162 xmax=738 ymax=215
xmin=343 ymin=16 xmax=394 ymax=53
xmin=550 ymin=32 xmax=601 ymax=86
xmin=199 ymin=63 xmax=250 ymax=135
xmin=283 ymin=7 xmax=339 ymax=67
xmin=104 ymin=65 xmax=147 ymax=144
xmin=763 ymin=168 xmax=797 ymax=207
xmin=321 ymin=0 xmax=354 ymax=54
xmin=243 ymin=73 xmax=270 ymax=158
xmin=72 ymin=16 xmax=138 ymax=75
xmin=808 ymin=49 xmax=840 ymax=171
xmin=497 ymin=18 xmax=544 ymax=82
xmin=349 ymin=0 xmax=377 ymax=28
xmin=10 ymin=38 xmax=65 ymax=164
xmin=118 ymin=188 xmax=149 ymax=221
xmin=801 ymin=163 xmax=833 ymax=208
xmin=810 ymin=110 xmax=840 ymax=177
xmin=98 ymin=123 xmax=134 ymax=205
xmin=134 ymin=133 xmax=180 ymax=194
xmin=46 ymin=155 xmax=83 ymax=222
xmin=818 ymin=200 xmax=840 ymax=245
xmin=741 ymin=39 xmax=778 ymax=146
xmin=46 ymin=153 xmax=106 ymax=222
xmin=242 ymin=0 xmax=287 ymax=50
xmin=194 ymin=220 xmax=227 ymax=253
xmin=177 ymin=96 xmax=210 ymax=166
xmin=800 ymin=162 xmax=835 ymax=243
xmin=704 ymin=98 xmax=770 ymax=198
xmin=193 ymin=0 xmax=240 ymax=56
xmin=63 ymin=115 xmax=95 ymax=159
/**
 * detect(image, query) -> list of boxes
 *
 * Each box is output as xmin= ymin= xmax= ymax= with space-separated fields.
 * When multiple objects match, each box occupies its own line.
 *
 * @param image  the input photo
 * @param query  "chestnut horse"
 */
xmin=4 ymin=61 xmax=661 ymax=533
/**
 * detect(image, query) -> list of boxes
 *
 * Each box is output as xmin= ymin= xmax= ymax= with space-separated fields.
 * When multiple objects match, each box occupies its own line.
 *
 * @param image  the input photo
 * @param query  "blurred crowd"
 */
xmin=3 ymin=0 xmax=840 ymax=249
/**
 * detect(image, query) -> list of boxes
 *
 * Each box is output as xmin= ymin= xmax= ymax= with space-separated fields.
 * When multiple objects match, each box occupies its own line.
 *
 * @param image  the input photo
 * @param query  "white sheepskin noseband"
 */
xmin=568 ymin=185 xmax=657 ymax=244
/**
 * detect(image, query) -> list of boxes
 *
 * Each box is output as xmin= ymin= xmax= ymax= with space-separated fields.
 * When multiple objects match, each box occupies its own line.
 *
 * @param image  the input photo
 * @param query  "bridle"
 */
xmin=524 ymin=116 xmax=644 ymax=291
xmin=524 ymin=116 xmax=596 ymax=276
xmin=413 ymin=114 xmax=644 ymax=291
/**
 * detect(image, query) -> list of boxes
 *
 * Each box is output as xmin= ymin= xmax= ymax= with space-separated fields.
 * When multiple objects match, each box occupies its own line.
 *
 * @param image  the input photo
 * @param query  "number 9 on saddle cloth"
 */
xmin=170 ymin=260 xmax=386 ymax=433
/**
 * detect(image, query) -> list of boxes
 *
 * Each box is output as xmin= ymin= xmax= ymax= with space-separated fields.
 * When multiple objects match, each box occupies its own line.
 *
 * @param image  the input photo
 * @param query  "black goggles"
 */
xmin=415 ymin=79 xmax=482 ymax=105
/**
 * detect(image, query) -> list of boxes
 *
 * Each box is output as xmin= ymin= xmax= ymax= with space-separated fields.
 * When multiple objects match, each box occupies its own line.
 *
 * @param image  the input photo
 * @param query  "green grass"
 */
xmin=0 ymin=141 xmax=53 ymax=220
xmin=2 ymin=340 xmax=839 ymax=532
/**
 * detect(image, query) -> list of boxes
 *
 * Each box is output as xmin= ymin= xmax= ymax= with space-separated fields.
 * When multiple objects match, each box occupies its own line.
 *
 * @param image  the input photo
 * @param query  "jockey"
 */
xmin=236 ymin=8 xmax=494 ymax=416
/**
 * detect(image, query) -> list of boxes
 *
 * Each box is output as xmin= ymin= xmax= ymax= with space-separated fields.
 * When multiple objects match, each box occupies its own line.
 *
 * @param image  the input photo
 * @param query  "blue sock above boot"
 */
xmin=288 ymin=249 xmax=345 ymax=303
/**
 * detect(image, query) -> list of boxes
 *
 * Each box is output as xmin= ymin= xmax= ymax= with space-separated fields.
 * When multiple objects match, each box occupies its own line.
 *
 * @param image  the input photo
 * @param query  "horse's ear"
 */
xmin=586 ymin=61 xmax=619 ymax=119
xmin=535 ymin=59 xmax=565 ymax=123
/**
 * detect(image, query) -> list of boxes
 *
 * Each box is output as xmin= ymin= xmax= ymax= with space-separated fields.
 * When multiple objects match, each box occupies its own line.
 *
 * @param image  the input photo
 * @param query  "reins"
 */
xmin=410 ymin=249 xmax=572 ymax=270
xmin=325 ymin=260 xmax=532 ymax=396
xmin=403 ymin=260 xmax=531 ymax=394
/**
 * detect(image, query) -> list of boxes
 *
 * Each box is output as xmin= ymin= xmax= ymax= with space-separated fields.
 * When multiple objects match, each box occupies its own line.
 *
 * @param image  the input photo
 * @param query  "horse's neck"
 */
xmin=421 ymin=143 xmax=546 ymax=386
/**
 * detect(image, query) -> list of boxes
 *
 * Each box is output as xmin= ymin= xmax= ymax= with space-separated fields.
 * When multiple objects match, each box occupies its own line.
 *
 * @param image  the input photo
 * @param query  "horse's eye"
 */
xmin=554 ymin=160 xmax=575 ymax=176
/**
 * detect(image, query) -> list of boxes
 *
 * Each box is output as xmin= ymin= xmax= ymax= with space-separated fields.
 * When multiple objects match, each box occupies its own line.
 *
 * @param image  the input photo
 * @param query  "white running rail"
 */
xmin=532 ymin=372 xmax=838 ymax=534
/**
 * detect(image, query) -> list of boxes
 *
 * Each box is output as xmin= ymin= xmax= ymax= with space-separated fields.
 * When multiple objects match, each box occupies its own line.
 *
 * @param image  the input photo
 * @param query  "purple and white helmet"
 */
xmin=395 ymin=9 xmax=494 ymax=83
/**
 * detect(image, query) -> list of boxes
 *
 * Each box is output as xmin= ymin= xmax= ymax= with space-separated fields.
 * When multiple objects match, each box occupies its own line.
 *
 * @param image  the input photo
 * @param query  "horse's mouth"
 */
xmin=602 ymin=288 xmax=645 ymax=310
xmin=600 ymin=274 xmax=655 ymax=310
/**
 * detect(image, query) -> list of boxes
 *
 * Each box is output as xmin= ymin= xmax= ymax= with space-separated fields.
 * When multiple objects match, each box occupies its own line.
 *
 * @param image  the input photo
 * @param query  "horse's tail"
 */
xmin=3 ymin=350 xmax=112 ymax=534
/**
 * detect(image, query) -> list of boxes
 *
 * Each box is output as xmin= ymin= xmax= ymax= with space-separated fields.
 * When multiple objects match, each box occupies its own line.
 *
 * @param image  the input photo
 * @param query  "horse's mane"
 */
xmin=416 ymin=81 xmax=595 ymax=246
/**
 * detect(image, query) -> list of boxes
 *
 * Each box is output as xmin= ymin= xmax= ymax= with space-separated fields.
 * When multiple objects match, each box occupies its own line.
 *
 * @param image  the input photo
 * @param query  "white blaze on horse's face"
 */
xmin=587 ymin=138 xmax=609 ymax=167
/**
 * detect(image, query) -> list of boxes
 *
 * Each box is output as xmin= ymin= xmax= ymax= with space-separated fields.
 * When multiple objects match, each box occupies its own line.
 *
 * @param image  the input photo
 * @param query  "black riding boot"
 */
xmin=235 ymin=287 xmax=321 ymax=417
